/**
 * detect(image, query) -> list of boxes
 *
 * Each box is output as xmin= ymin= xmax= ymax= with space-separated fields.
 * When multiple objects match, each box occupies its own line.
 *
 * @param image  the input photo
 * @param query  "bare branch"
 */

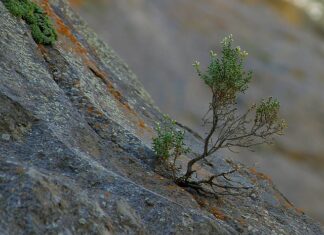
xmin=153 ymin=35 xmax=286 ymax=198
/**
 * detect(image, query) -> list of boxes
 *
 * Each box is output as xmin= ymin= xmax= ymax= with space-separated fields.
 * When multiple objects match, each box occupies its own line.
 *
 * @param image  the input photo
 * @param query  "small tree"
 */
xmin=152 ymin=35 xmax=287 ymax=196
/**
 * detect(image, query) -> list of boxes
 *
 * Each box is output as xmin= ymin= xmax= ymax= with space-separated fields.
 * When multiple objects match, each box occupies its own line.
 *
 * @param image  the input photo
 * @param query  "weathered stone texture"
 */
xmin=0 ymin=0 xmax=322 ymax=234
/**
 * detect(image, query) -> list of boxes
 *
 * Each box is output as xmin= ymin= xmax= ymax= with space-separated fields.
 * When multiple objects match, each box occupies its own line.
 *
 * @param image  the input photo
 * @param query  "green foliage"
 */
xmin=4 ymin=0 xmax=57 ymax=45
xmin=190 ymin=35 xmax=286 ymax=165
xmin=152 ymin=115 xmax=190 ymax=161
xmin=152 ymin=35 xmax=287 ymax=196
xmin=255 ymin=97 xmax=287 ymax=132
xmin=193 ymin=35 xmax=252 ymax=105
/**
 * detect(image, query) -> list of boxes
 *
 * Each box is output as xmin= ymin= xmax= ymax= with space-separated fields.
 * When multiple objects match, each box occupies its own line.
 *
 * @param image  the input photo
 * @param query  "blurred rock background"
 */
xmin=70 ymin=0 xmax=324 ymax=224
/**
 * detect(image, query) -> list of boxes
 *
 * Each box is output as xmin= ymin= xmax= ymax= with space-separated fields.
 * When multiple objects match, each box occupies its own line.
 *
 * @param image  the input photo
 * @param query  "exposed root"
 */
xmin=175 ymin=167 xmax=254 ymax=198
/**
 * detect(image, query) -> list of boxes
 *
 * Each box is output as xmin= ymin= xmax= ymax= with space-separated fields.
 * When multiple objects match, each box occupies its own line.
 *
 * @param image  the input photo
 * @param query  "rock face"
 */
xmin=0 ymin=0 xmax=322 ymax=234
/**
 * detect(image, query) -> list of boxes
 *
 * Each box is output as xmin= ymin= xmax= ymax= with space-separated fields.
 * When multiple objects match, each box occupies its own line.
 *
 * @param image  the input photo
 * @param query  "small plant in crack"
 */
xmin=152 ymin=115 xmax=190 ymax=181
xmin=152 ymin=35 xmax=287 ymax=197
xmin=3 ymin=0 xmax=57 ymax=45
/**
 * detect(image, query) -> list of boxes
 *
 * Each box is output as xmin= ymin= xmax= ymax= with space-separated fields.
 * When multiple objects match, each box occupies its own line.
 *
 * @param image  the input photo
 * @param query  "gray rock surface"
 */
xmin=0 ymin=0 xmax=323 ymax=234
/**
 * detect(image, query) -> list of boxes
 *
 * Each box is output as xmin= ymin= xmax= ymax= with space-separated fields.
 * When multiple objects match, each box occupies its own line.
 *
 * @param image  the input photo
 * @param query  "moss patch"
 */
xmin=3 ymin=0 xmax=57 ymax=45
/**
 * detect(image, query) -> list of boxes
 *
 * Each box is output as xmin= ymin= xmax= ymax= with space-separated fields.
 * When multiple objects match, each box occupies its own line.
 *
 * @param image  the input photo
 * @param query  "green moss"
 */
xmin=3 ymin=0 xmax=57 ymax=45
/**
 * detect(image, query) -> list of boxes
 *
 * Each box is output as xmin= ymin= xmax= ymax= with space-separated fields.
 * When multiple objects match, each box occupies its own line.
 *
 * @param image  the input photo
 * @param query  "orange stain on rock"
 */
xmin=86 ymin=105 xmax=103 ymax=117
xmin=107 ymin=83 xmax=123 ymax=102
xmin=87 ymin=106 xmax=95 ymax=113
xmin=283 ymin=200 xmax=294 ymax=210
xmin=104 ymin=80 xmax=142 ymax=118
xmin=138 ymin=120 xmax=146 ymax=129
xmin=209 ymin=207 xmax=228 ymax=221
xmin=38 ymin=0 xmax=153 ymax=137
xmin=93 ymin=123 xmax=101 ymax=129
xmin=249 ymin=167 xmax=272 ymax=183
xmin=40 ymin=1 xmax=135 ymax=110
xmin=238 ymin=217 xmax=246 ymax=225
xmin=193 ymin=195 xmax=209 ymax=207
xmin=295 ymin=207 xmax=304 ymax=214
xmin=40 ymin=0 xmax=87 ymax=55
